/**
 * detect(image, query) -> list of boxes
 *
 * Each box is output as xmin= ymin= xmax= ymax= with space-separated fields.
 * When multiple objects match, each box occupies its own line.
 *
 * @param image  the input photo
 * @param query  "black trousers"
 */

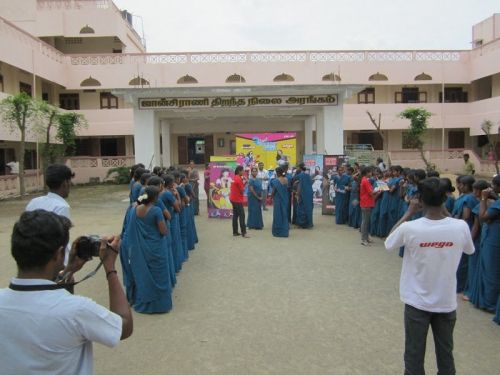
xmin=230 ymin=201 xmax=246 ymax=235
xmin=404 ymin=304 xmax=456 ymax=375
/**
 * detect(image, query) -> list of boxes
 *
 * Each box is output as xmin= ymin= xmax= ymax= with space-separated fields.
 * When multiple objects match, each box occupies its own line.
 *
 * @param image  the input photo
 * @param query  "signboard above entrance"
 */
xmin=138 ymin=94 xmax=338 ymax=110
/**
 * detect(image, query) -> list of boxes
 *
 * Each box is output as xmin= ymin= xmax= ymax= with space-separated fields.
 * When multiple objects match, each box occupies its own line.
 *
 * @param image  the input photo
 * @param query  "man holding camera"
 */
xmin=0 ymin=210 xmax=133 ymax=374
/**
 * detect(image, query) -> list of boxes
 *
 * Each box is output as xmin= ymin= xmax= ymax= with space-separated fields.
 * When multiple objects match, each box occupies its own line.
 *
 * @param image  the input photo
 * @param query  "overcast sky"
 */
xmin=113 ymin=0 xmax=499 ymax=52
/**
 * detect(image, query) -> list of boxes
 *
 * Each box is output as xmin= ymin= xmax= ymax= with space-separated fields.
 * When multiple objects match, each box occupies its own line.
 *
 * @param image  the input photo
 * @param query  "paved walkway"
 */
xmin=1 ymin=185 xmax=499 ymax=374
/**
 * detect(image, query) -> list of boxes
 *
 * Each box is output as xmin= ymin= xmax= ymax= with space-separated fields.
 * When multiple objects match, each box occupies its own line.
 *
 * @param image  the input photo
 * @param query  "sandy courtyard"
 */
xmin=0 ymin=185 xmax=499 ymax=374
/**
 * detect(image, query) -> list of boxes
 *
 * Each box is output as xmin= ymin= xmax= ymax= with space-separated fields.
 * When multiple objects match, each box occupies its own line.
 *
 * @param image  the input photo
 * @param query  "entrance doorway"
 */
xmin=177 ymin=135 xmax=214 ymax=165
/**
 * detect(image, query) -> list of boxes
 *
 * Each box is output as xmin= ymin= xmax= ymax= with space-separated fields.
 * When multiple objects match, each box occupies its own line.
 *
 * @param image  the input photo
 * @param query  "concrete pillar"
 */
xmin=322 ymin=102 xmax=344 ymax=155
xmin=133 ymin=110 xmax=160 ymax=167
xmin=304 ymin=116 xmax=315 ymax=154
xmin=160 ymin=119 xmax=171 ymax=167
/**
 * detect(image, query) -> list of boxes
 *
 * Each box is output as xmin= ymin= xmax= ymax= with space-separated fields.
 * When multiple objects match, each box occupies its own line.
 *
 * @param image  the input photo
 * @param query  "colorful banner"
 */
xmin=235 ymin=133 xmax=296 ymax=170
xmin=303 ymin=154 xmax=324 ymax=206
xmin=322 ymin=155 xmax=350 ymax=215
xmin=207 ymin=161 xmax=238 ymax=219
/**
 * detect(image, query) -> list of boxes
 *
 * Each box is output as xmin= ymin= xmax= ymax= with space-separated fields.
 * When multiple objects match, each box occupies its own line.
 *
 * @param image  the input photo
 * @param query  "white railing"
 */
xmin=66 ymin=156 xmax=135 ymax=184
xmin=68 ymin=50 xmax=465 ymax=66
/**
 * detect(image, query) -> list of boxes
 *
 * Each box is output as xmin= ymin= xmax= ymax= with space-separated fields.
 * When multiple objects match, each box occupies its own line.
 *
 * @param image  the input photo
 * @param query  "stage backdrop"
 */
xmin=235 ymin=133 xmax=297 ymax=170
xmin=322 ymin=155 xmax=350 ymax=215
xmin=208 ymin=157 xmax=239 ymax=218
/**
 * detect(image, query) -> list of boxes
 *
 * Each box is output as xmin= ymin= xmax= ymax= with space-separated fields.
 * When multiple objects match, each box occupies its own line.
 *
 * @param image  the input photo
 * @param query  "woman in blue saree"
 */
xmin=452 ymin=175 xmax=478 ymax=293
xmin=348 ymin=175 xmax=361 ymax=229
xmin=247 ymin=167 xmax=264 ymax=229
xmin=387 ymin=165 xmax=403 ymax=231
xmin=333 ymin=166 xmax=352 ymax=225
xmin=295 ymin=163 xmax=314 ymax=228
xmin=463 ymin=180 xmax=490 ymax=300
xmin=494 ymin=297 xmax=500 ymax=325
xmin=161 ymin=175 xmax=184 ymax=273
xmin=271 ymin=167 xmax=290 ymax=237
xmin=474 ymin=175 xmax=500 ymax=314
xmin=182 ymin=174 xmax=198 ymax=250
xmin=377 ymin=170 xmax=392 ymax=237
xmin=370 ymin=170 xmax=383 ymax=236
xmin=126 ymin=186 xmax=172 ymax=314
xmin=175 ymin=172 xmax=189 ymax=263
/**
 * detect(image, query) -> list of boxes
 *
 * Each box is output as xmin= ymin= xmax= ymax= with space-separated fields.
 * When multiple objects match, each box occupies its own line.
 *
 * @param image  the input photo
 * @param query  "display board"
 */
xmin=207 ymin=159 xmax=238 ymax=219
xmin=321 ymin=155 xmax=350 ymax=215
xmin=235 ymin=133 xmax=297 ymax=170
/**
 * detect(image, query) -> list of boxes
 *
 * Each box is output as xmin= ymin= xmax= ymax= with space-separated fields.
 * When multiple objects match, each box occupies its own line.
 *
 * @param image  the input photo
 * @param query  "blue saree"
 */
xmin=160 ymin=190 xmax=184 ymax=273
xmin=296 ymin=172 xmax=314 ymax=228
xmin=473 ymin=199 xmax=500 ymax=311
xmin=348 ymin=179 xmax=361 ymax=229
xmin=247 ymin=178 xmax=264 ymax=229
xmin=126 ymin=206 xmax=172 ymax=314
xmin=184 ymin=183 xmax=198 ymax=250
xmin=452 ymin=193 xmax=479 ymax=293
xmin=333 ymin=174 xmax=351 ymax=225
xmin=177 ymin=186 xmax=189 ymax=262
xmin=272 ymin=179 xmax=290 ymax=237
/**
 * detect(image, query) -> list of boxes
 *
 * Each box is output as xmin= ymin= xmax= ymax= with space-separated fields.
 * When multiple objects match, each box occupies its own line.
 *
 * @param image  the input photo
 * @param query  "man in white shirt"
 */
xmin=385 ymin=177 xmax=474 ymax=375
xmin=26 ymin=164 xmax=73 ymax=262
xmin=0 ymin=210 xmax=133 ymax=375
xmin=256 ymin=162 xmax=269 ymax=210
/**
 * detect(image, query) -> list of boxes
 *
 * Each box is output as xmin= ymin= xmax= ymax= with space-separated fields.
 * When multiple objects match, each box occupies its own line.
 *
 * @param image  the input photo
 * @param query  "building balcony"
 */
xmin=74 ymin=108 xmax=134 ymax=136
xmin=344 ymin=97 xmax=500 ymax=135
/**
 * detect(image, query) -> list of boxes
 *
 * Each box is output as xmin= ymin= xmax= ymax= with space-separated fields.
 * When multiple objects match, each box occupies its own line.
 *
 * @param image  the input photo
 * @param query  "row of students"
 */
xmin=244 ymin=164 xmax=314 ymax=238
xmin=120 ymin=164 xmax=198 ymax=314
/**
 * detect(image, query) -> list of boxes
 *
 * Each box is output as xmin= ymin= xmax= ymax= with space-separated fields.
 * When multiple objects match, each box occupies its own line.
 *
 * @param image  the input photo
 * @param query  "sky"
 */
xmin=113 ymin=0 xmax=499 ymax=53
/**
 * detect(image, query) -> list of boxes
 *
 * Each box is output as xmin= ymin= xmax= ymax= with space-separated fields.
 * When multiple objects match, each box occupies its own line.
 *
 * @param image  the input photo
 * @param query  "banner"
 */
xmin=207 ymin=161 xmax=238 ymax=219
xmin=322 ymin=155 xmax=350 ymax=215
xmin=235 ymin=133 xmax=297 ymax=170
xmin=303 ymin=154 xmax=324 ymax=206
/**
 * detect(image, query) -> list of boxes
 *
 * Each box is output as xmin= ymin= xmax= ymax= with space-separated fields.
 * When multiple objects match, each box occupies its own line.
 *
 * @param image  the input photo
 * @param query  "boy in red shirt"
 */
xmin=360 ymin=166 xmax=380 ymax=246
xmin=230 ymin=166 xmax=249 ymax=238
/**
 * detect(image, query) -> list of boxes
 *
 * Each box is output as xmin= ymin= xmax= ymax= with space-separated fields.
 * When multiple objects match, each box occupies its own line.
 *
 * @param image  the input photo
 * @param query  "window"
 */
xmin=395 ymin=88 xmax=427 ymax=103
xmin=100 ymin=92 xmax=118 ymax=109
xmin=59 ymin=93 xmax=80 ymax=110
xmin=19 ymin=82 xmax=32 ymax=97
xmin=24 ymin=149 xmax=37 ymax=170
xmin=358 ymin=88 xmax=375 ymax=104
xmin=402 ymin=131 xmax=418 ymax=149
xmin=439 ymin=88 xmax=468 ymax=103
xmin=42 ymin=92 xmax=49 ymax=102
xmin=448 ymin=131 xmax=465 ymax=149
xmin=0 ymin=75 xmax=4 ymax=92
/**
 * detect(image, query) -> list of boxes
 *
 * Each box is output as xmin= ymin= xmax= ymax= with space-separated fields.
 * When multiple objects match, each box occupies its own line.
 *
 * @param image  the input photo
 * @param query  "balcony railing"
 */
xmin=66 ymin=156 xmax=135 ymax=184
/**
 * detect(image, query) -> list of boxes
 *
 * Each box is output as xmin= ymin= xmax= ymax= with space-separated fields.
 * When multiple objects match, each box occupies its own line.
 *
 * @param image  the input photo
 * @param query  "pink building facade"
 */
xmin=0 ymin=1 xmax=499 ymax=187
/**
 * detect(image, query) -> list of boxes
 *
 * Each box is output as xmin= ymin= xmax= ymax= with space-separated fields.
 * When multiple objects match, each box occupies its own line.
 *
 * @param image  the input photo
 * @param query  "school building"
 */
xmin=0 ymin=1 xmax=499 ymax=193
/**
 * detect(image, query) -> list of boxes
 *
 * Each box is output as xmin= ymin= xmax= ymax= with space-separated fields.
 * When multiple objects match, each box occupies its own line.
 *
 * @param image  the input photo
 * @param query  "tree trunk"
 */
xmin=19 ymin=127 xmax=26 ymax=196
xmin=418 ymin=146 xmax=431 ymax=171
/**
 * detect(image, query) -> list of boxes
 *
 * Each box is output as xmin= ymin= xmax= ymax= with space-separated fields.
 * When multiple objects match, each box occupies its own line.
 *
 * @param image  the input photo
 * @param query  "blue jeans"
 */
xmin=404 ymin=304 xmax=456 ymax=375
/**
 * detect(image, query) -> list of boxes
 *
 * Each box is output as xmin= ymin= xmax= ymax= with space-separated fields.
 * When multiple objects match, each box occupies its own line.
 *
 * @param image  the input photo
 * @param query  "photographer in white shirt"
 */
xmin=385 ymin=177 xmax=474 ymax=375
xmin=0 ymin=210 xmax=133 ymax=375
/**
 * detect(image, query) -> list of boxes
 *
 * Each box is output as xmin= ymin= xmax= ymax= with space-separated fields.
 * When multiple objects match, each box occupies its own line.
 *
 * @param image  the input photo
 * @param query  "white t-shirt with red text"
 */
xmin=385 ymin=217 xmax=474 ymax=312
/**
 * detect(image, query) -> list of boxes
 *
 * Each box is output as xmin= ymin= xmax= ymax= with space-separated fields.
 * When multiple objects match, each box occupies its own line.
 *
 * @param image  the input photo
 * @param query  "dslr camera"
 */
xmin=75 ymin=235 xmax=102 ymax=261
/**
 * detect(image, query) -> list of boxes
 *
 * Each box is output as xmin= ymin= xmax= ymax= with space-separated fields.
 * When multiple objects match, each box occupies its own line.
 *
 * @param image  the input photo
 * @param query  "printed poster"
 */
xmin=235 ymin=133 xmax=297 ymax=170
xmin=303 ymin=154 xmax=324 ymax=206
xmin=322 ymin=155 xmax=350 ymax=215
xmin=208 ymin=160 xmax=238 ymax=219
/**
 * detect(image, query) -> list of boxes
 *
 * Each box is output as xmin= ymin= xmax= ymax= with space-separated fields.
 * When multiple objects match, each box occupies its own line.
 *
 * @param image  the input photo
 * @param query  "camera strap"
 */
xmin=9 ymin=261 xmax=104 ymax=292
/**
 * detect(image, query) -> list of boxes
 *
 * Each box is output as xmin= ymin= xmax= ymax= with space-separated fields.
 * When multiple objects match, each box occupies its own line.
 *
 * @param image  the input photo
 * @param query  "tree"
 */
xmin=366 ymin=111 xmax=386 ymax=147
xmin=481 ymin=120 xmax=499 ymax=175
xmin=399 ymin=107 xmax=434 ymax=171
xmin=0 ymin=93 xmax=38 ymax=196
xmin=38 ymin=103 xmax=87 ymax=169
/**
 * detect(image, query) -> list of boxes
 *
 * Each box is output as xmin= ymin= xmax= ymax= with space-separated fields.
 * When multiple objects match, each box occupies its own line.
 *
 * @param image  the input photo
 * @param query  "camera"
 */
xmin=75 ymin=235 xmax=101 ymax=261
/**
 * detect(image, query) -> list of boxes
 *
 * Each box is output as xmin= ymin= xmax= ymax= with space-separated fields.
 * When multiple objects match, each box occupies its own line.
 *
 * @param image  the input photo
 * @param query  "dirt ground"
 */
xmin=1 ymin=185 xmax=499 ymax=375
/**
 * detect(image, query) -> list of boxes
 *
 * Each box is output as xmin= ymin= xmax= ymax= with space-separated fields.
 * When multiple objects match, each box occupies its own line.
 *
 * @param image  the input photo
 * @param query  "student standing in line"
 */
xmin=295 ymin=163 xmax=314 ymax=229
xmin=230 ymin=165 xmax=249 ymax=238
xmin=360 ymin=166 xmax=380 ymax=246
xmin=247 ymin=166 xmax=264 ymax=230
xmin=385 ymin=177 xmax=474 ymax=375
xmin=271 ymin=167 xmax=290 ymax=237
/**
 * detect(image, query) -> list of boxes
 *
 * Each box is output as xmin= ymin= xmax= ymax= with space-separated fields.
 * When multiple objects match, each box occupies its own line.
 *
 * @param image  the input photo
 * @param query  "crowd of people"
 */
xmin=120 ymin=162 xmax=200 ymax=314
